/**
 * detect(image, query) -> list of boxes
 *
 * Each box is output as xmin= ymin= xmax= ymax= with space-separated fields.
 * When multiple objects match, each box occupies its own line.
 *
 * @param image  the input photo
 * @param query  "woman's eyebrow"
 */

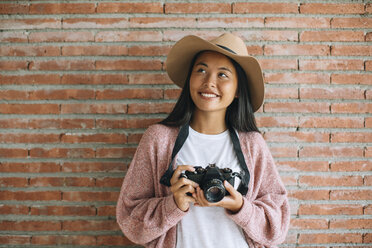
xmin=196 ymin=62 xmax=232 ymax=73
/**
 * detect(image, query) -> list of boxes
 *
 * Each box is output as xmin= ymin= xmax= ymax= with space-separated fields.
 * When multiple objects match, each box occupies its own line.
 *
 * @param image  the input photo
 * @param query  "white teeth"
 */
xmin=201 ymin=93 xmax=217 ymax=98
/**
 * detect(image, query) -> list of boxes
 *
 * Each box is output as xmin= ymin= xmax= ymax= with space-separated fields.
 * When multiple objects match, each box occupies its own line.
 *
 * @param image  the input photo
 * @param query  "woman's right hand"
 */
xmin=170 ymin=165 xmax=199 ymax=212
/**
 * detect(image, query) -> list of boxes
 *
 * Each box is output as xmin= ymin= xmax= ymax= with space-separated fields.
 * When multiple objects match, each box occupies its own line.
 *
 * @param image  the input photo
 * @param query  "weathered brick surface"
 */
xmin=0 ymin=1 xmax=370 ymax=247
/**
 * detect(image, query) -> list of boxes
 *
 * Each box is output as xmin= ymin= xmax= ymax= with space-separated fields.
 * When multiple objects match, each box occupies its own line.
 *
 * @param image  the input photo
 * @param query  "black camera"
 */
xmin=180 ymin=164 xmax=241 ymax=203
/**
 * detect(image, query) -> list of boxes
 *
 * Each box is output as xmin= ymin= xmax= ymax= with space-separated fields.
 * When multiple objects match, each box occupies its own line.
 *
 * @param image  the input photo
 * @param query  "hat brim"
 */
xmin=166 ymin=35 xmax=264 ymax=112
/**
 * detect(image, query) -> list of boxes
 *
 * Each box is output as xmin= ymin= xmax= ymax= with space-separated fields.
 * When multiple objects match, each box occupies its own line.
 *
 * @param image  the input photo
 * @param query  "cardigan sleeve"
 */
xmin=116 ymin=126 xmax=187 ymax=245
xmin=227 ymin=132 xmax=290 ymax=247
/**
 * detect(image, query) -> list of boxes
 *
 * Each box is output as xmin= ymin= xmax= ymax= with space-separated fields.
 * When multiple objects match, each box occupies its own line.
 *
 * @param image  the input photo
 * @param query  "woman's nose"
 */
xmin=203 ymin=73 xmax=217 ymax=87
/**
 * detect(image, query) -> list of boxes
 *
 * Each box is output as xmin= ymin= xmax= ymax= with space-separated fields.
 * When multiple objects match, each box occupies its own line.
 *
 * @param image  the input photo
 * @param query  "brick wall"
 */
xmin=0 ymin=1 xmax=371 ymax=247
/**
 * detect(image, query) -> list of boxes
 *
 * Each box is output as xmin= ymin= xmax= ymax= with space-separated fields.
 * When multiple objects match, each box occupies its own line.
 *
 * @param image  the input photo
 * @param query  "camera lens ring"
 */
xmin=203 ymin=179 xmax=226 ymax=203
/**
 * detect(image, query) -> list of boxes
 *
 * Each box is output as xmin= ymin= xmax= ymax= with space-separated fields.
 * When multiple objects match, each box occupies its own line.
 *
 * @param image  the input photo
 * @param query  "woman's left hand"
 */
xmin=193 ymin=180 xmax=243 ymax=213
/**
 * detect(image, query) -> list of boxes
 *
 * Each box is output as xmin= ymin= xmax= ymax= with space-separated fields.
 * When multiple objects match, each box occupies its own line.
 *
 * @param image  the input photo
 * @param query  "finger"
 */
xmin=170 ymin=177 xmax=198 ymax=193
xmin=170 ymin=165 xmax=195 ymax=185
xmin=224 ymin=180 xmax=238 ymax=197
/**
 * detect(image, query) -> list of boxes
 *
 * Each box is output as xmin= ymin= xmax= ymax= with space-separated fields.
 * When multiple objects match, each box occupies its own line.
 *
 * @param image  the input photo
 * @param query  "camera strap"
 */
xmin=160 ymin=124 xmax=250 ymax=196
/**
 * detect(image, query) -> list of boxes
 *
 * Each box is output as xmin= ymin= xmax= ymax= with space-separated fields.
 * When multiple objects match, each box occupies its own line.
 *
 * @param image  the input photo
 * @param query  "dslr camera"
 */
xmin=180 ymin=164 xmax=241 ymax=203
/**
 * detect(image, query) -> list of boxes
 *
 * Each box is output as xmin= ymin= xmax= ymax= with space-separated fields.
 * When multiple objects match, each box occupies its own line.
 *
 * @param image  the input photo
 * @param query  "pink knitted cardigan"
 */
xmin=116 ymin=124 xmax=290 ymax=248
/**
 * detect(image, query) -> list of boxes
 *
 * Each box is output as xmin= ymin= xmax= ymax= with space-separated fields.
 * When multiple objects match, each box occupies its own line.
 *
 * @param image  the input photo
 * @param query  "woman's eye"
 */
xmin=197 ymin=68 xmax=206 ymax=73
xmin=219 ymin=72 xmax=228 ymax=78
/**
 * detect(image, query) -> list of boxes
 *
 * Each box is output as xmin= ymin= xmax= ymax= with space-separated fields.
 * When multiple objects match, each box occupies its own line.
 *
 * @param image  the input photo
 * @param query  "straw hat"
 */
xmin=166 ymin=33 xmax=264 ymax=112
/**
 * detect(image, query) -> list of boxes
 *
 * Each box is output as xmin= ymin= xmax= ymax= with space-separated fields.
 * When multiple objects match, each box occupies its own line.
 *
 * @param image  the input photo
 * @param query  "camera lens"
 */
xmin=203 ymin=179 xmax=226 ymax=203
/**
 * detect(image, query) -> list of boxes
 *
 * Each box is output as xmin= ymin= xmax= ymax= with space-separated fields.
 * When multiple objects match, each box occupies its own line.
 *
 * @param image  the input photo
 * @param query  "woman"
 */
xmin=116 ymin=33 xmax=290 ymax=248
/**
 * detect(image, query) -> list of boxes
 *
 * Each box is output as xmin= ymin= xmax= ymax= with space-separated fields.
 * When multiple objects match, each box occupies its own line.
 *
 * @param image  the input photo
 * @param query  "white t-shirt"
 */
xmin=175 ymin=127 xmax=249 ymax=248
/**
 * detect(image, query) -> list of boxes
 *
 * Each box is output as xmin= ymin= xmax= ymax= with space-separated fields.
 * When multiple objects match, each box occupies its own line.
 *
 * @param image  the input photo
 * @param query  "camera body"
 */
xmin=180 ymin=164 xmax=238 ymax=203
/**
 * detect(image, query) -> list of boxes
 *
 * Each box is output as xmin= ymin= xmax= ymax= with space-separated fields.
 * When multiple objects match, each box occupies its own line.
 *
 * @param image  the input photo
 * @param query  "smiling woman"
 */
xmin=116 ymin=33 xmax=290 ymax=248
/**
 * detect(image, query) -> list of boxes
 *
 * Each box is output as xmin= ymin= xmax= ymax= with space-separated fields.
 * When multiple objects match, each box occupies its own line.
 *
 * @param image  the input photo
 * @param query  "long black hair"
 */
xmin=159 ymin=51 xmax=260 ymax=133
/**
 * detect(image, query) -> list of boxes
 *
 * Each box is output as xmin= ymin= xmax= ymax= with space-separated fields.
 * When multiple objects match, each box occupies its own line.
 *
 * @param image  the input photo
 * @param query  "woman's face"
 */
xmin=189 ymin=51 xmax=238 ymax=117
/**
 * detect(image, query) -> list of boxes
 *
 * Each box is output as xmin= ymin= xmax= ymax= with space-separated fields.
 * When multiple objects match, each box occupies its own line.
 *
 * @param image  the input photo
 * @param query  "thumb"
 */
xmin=224 ymin=180 xmax=237 ymax=196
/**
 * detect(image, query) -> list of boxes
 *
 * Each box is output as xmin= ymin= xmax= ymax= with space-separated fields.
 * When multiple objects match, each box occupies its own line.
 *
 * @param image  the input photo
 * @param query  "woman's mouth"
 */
xmin=200 ymin=92 xmax=219 ymax=98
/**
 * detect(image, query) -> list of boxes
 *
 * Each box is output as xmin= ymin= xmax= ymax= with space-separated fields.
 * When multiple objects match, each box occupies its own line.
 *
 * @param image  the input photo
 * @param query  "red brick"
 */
xmin=365 ymin=205 xmax=372 ymax=214
xmin=265 ymin=87 xmax=298 ymax=99
xmin=265 ymin=44 xmax=329 ymax=56
xmin=197 ymin=17 xmax=264 ymax=28
xmin=259 ymin=59 xmax=298 ymax=70
xmin=129 ymin=45 xmax=170 ymax=56
xmin=264 ymin=102 xmax=330 ymax=113
xmin=0 ymin=18 xmax=60 ymax=29
xmin=0 ymin=148 xmax=27 ymax=158
xmin=128 ymin=133 xmax=143 ymax=144
xmin=164 ymin=88 xmax=181 ymax=100
xmin=276 ymin=161 xmax=329 ymax=172
xmin=0 ymin=235 xmax=30 ymax=244
xmin=265 ymin=73 xmax=330 ymax=84
xmin=63 ymin=18 xmax=128 ymax=29
xmin=30 ymin=3 xmax=95 ymax=14
xmin=128 ymin=73 xmax=171 ymax=85
xmin=0 ymin=191 xmax=61 ymax=201
xmin=366 ymin=61 xmax=372 ymax=71
xmin=299 ymin=233 xmax=362 ymax=244
xmin=331 ymin=190 xmax=371 ymax=200
xmin=62 ymin=74 xmax=128 ymax=85
xmin=331 ymin=161 xmax=372 ymax=172
xmin=299 ymin=175 xmax=363 ymax=187
xmin=62 ymin=45 xmax=127 ymax=56
xmin=29 ymin=31 xmax=94 ymax=42
xmin=300 ymin=146 xmax=363 ymax=158
xmin=299 ymin=204 xmax=363 ymax=215
xmin=0 ymin=31 xmax=28 ymax=42
xmin=289 ymin=190 xmax=329 ymax=200
xmin=0 ymin=205 xmax=29 ymax=214
xmin=0 ymin=221 xmax=61 ymax=231
xmin=96 ymin=177 xmax=123 ymax=187
xmin=30 ymin=177 xmax=95 ymax=187
xmin=97 ymin=235 xmax=135 ymax=246
xmin=265 ymin=17 xmax=330 ymax=28
xmin=29 ymin=60 xmax=95 ymax=71
xmin=0 ymin=162 xmax=60 ymax=173
xmin=165 ymin=3 xmax=231 ymax=13
xmin=239 ymin=30 xmax=298 ymax=41
xmin=29 ymin=148 xmax=95 ymax=158
xmin=96 ymin=59 xmax=162 ymax=71
xmin=96 ymin=88 xmax=163 ymax=100
xmin=97 ymin=2 xmax=162 ymax=13
xmin=31 ymin=235 xmax=95 ymax=246
xmin=269 ymin=146 xmax=298 ymax=158
xmin=300 ymin=31 xmax=365 ymax=42
xmin=61 ymin=133 xmax=127 ymax=144
xmin=300 ymin=3 xmax=364 ymax=14
xmin=256 ymin=116 xmax=298 ymax=128
xmin=0 ymin=61 xmax=28 ymax=70
xmin=330 ymin=219 xmax=372 ymax=229
xmin=0 ymin=74 xmax=61 ymax=85
xmin=365 ymin=175 xmax=372 ymax=186
xmin=300 ymin=88 xmax=365 ymax=100
xmin=331 ymin=103 xmax=371 ymax=114
xmin=96 ymin=30 xmax=162 ymax=42
xmin=163 ymin=30 xmax=222 ymax=42
xmin=264 ymin=131 xmax=329 ymax=143
xmin=131 ymin=17 xmax=196 ymax=28
xmin=0 ymin=90 xmax=28 ymax=100
xmin=299 ymin=116 xmax=364 ymax=128
xmin=331 ymin=18 xmax=372 ymax=28
xmin=128 ymin=102 xmax=174 ymax=114
xmin=62 ymin=192 xmax=119 ymax=202
xmin=61 ymin=162 xmax=126 ymax=173
xmin=97 ymin=205 xmax=116 ymax=216
xmin=30 ymin=206 xmax=95 ymax=216
xmin=61 ymin=103 xmax=127 ymax=114
xmin=332 ymin=45 xmax=372 ymax=56
xmin=290 ymin=219 xmax=328 ymax=229
xmin=300 ymin=59 xmax=364 ymax=71
xmin=0 ymin=4 xmax=29 ymax=14
xmin=0 ymin=133 xmax=60 ymax=143
xmin=96 ymin=148 xmax=136 ymax=159
xmin=0 ymin=177 xmax=28 ymax=187
xmin=30 ymin=89 xmax=94 ymax=100
xmin=331 ymin=74 xmax=371 ymax=85
xmin=96 ymin=118 xmax=160 ymax=130
xmin=233 ymin=2 xmax=298 ymax=13
xmin=0 ymin=104 xmax=59 ymax=114
xmin=331 ymin=132 xmax=372 ymax=143
xmin=0 ymin=46 xmax=60 ymax=56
